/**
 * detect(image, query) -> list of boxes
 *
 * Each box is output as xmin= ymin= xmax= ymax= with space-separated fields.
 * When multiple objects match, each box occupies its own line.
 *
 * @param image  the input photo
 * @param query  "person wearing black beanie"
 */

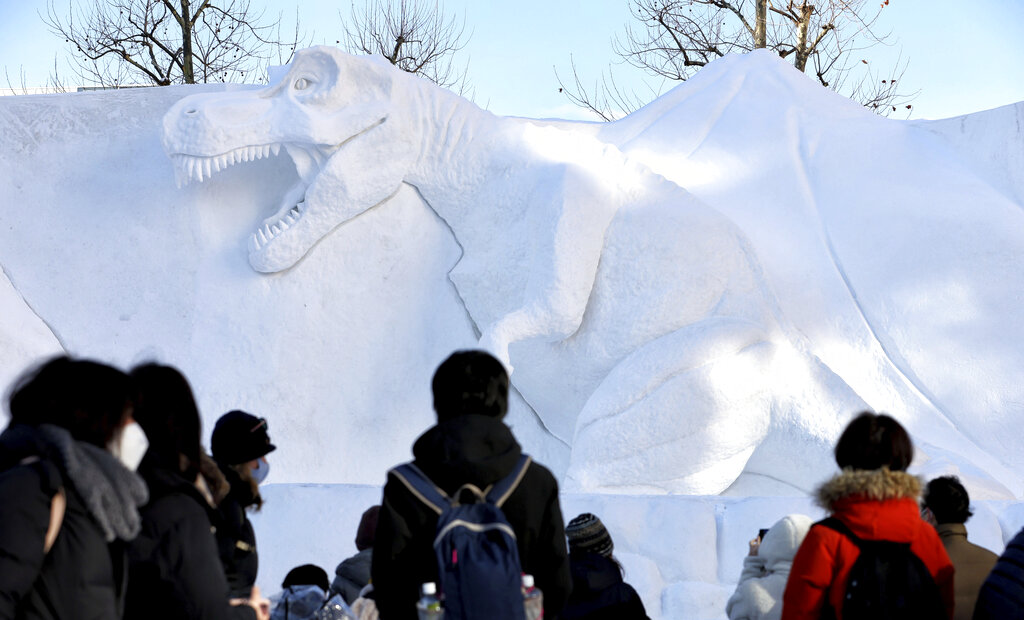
xmin=562 ymin=513 xmax=650 ymax=620
xmin=211 ymin=410 xmax=276 ymax=599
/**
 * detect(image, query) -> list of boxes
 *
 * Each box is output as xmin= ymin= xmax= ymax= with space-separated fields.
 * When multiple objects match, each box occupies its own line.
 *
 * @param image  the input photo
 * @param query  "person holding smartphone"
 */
xmin=726 ymin=514 xmax=813 ymax=620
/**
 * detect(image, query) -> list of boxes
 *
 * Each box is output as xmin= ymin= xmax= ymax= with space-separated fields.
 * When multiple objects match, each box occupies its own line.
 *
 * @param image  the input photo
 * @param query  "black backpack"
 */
xmin=817 ymin=517 xmax=945 ymax=620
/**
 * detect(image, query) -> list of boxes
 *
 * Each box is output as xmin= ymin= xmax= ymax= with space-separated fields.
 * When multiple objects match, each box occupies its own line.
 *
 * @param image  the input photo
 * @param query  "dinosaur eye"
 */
xmin=294 ymin=77 xmax=312 ymax=91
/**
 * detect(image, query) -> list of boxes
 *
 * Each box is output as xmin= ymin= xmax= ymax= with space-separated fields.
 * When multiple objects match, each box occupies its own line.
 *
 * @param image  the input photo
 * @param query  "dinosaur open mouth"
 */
xmin=170 ymin=142 xmax=328 ymax=255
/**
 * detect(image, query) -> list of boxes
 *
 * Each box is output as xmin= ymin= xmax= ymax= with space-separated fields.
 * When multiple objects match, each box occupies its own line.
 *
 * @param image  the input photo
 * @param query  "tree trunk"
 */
xmin=794 ymin=2 xmax=814 ymax=72
xmin=178 ymin=0 xmax=195 ymax=83
xmin=754 ymin=0 xmax=767 ymax=48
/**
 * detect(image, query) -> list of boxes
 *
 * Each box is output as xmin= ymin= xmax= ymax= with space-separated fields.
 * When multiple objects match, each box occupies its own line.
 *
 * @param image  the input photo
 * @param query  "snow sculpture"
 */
xmin=159 ymin=47 xmax=861 ymax=493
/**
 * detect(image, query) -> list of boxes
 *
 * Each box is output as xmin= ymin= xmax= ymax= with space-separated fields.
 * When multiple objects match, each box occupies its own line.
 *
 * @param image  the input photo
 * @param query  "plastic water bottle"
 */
xmin=416 ymin=582 xmax=444 ymax=620
xmin=522 ymin=574 xmax=544 ymax=620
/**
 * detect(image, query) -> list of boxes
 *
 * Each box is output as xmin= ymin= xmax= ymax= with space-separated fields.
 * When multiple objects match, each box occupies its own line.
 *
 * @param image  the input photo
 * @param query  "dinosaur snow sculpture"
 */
xmin=162 ymin=46 xmax=846 ymax=494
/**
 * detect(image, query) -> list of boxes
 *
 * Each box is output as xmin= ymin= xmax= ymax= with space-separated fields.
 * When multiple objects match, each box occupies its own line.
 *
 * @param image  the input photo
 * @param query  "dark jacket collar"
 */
xmin=569 ymin=552 xmax=623 ymax=596
xmin=411 ymin=414 xmax=521 ymax=492
xmin=0 ymin=423 xmax=53 ymax=469
xmin=936 ymin=522 xmax=968 ymax=539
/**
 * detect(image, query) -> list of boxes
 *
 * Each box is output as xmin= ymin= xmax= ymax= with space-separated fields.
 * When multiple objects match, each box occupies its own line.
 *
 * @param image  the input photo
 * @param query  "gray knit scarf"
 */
xmin=34 ymin=424 xmax=149 ymax=542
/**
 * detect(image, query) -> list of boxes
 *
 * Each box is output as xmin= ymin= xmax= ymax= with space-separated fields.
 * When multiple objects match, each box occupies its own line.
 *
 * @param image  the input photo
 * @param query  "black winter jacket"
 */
xmin=561 ymin=552 xmax=650 ymax=620
xmin=371 ymin=414 xmax=571 ymax=620
xmin=973 ymin=525 xmax=1024 ymax=620
xmin=213 ymin=463 xmax=260 ymax=598
xmin=0 ymin=425 xmax=129 ymax=620
xmin=124 ymin=454 xmax=256 ymax=620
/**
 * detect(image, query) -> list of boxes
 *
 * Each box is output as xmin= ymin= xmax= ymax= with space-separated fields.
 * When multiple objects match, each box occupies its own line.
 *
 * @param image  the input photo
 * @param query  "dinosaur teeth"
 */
xmin=271 ymin=144 xmax=281 ymax=156
xmin=203 ymin=159 xmax=212 ymax=179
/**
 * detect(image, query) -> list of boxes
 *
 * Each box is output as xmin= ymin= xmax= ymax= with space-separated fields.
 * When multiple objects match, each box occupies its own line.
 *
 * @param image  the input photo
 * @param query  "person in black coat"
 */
xmin=0 ymin=356 xmax=149 ymax=620
xmin=211 ymin=409 xmax=277 ymax=598
xmin=561 ymin=513 xmax=650 ymax=620
xmin=372 ymin=350 xmax=572 ymax=620
xmin=125 ymin=363 xmax=269 ymax=620
xmin=973 ymin=525 xmax=1024 ymax=619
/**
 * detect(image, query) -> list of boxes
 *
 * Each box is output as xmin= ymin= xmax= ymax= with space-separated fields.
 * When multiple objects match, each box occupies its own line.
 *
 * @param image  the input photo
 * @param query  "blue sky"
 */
xmin=2 ymin=0 xmax=1022 ymax=120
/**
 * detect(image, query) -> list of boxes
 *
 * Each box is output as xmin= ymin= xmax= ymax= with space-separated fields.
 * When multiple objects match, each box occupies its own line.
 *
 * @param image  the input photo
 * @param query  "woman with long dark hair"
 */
xmin=125 ymin=363 xmax=269 ymax=620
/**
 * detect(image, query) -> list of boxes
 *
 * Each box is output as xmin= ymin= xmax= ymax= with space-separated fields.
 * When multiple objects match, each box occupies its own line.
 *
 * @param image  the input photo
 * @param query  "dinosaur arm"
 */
xmin=481 ymin=170 xmax=618 ymax=367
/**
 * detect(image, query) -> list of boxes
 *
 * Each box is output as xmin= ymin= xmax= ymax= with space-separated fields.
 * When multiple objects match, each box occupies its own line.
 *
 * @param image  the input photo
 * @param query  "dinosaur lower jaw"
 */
xmin=248 ymin=200 xmax=306 ymax=253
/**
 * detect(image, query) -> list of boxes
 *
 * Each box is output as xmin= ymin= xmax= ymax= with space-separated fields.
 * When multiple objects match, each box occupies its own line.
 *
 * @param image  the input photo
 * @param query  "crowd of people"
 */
xmin=1 ymin=351 xmax=1023 ymax=620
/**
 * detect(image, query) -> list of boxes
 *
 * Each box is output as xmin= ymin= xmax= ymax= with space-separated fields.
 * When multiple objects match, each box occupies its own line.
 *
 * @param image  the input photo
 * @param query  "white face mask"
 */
xmin=108 ymin=421 xmax=149 ymax=471
xmin=252 ymin=458 xmax=270 ymax=484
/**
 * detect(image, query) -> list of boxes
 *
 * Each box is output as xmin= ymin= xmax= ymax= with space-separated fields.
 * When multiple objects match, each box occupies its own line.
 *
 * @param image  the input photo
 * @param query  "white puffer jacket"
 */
xmin=725 ymin=514 xmax=813 ymax=620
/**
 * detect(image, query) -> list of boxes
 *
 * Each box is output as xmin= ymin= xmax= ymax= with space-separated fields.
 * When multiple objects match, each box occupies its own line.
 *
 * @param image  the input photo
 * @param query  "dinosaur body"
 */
xmin=162 ymin=47 xmax=843 ymax=493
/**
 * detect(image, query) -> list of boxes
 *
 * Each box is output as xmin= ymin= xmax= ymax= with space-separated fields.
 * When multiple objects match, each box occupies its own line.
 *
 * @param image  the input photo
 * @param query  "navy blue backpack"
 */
xmin=391 ymin=454 xmax=531 ymax=620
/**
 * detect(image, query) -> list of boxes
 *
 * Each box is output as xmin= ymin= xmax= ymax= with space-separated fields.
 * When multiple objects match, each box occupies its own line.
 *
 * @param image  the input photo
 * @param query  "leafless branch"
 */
xmin=559 ymin=0 xmax=914 ymax=120
xmin=342 ymin=0 xmax=471 ymax=94
xmin=43 ymin=0 xmax=305 ymax=87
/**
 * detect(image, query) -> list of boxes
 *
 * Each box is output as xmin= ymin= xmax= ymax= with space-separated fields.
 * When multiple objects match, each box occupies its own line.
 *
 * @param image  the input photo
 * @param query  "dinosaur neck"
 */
xmin=405 ymin=81 xmax=493 ymax=193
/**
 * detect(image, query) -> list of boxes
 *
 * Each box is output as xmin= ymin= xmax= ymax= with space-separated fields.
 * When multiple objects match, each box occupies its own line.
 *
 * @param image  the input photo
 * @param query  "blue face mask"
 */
xmin=252 ymin=458 xmax=270 ymax=484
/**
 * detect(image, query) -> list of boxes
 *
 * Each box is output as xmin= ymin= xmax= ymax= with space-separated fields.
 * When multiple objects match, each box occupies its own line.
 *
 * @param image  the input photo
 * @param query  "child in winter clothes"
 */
xmin=726 ymin=514 xmax=812 ymax=620
xmin=271 ymin=564 xmax=330 ymax=620
xmin=561 ymin=513 xmax=650 ymax=620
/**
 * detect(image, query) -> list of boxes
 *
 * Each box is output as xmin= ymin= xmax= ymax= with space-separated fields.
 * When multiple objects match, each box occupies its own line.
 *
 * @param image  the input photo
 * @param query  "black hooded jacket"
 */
xmin=124 ymin=453 xmax=256 ymax=620
xmin=371 ymin=414 xmax=571 ymax=620
xmin=0 ymin=425 xmax=129 ymax=620
xmin=561 ymin=552 xmax=650 ymax=620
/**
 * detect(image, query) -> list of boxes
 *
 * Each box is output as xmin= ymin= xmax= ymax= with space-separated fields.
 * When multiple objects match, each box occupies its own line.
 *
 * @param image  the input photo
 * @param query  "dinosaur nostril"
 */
xmin=185 ymin=108 xmax=197 ymax=115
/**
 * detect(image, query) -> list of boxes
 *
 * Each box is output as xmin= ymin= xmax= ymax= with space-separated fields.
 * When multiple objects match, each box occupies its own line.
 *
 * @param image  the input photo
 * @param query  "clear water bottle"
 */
xmin=416 ymin=582 xmax=444 ymax=620
xmin=522 ymin=574 xmax=544 ymax=620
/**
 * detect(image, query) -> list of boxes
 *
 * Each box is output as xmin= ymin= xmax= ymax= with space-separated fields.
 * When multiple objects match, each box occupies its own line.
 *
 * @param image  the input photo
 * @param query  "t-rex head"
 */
xmin=162 ymin=46 xmax=395 ymax=272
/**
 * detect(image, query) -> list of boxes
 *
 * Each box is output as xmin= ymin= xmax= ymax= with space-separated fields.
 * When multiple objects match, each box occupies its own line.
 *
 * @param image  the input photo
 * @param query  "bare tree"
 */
xmin=44 ymin=0 xmax=302 ymax=87
xmin=559 ymin=0 xmax=913 ymax=120
xmin=342 ymin=0 xmax=470 ymax=94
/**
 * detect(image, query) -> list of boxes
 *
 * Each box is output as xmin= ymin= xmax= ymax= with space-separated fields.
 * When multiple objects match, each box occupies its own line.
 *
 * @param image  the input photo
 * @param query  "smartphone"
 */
xmin=758 ymin=528 xmax=769 ymax=541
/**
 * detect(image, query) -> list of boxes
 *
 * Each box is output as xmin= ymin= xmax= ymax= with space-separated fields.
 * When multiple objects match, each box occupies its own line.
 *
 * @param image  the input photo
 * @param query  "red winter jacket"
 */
xmin=781 ymin=468 xmax=954 ymax=620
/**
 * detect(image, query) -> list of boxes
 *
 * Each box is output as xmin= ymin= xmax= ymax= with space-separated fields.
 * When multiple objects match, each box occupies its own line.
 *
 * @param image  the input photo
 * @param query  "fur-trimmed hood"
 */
xmin=815 ymin=468 xmax=921 ymax=512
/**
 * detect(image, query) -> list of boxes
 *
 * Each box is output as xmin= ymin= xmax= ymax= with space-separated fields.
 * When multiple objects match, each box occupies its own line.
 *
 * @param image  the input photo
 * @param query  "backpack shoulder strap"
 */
xmin=486 ymin=454 xmax=532 ymax=508
xmin=815 ymin=516 xmax=863 ymax=548
xmin=44 ymin=488 xmax=66 ymax=554
xmin=15 ymin=456 xmax=66 ymax=554
xmin=390 ymin=462 xmax=449 ymax=515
